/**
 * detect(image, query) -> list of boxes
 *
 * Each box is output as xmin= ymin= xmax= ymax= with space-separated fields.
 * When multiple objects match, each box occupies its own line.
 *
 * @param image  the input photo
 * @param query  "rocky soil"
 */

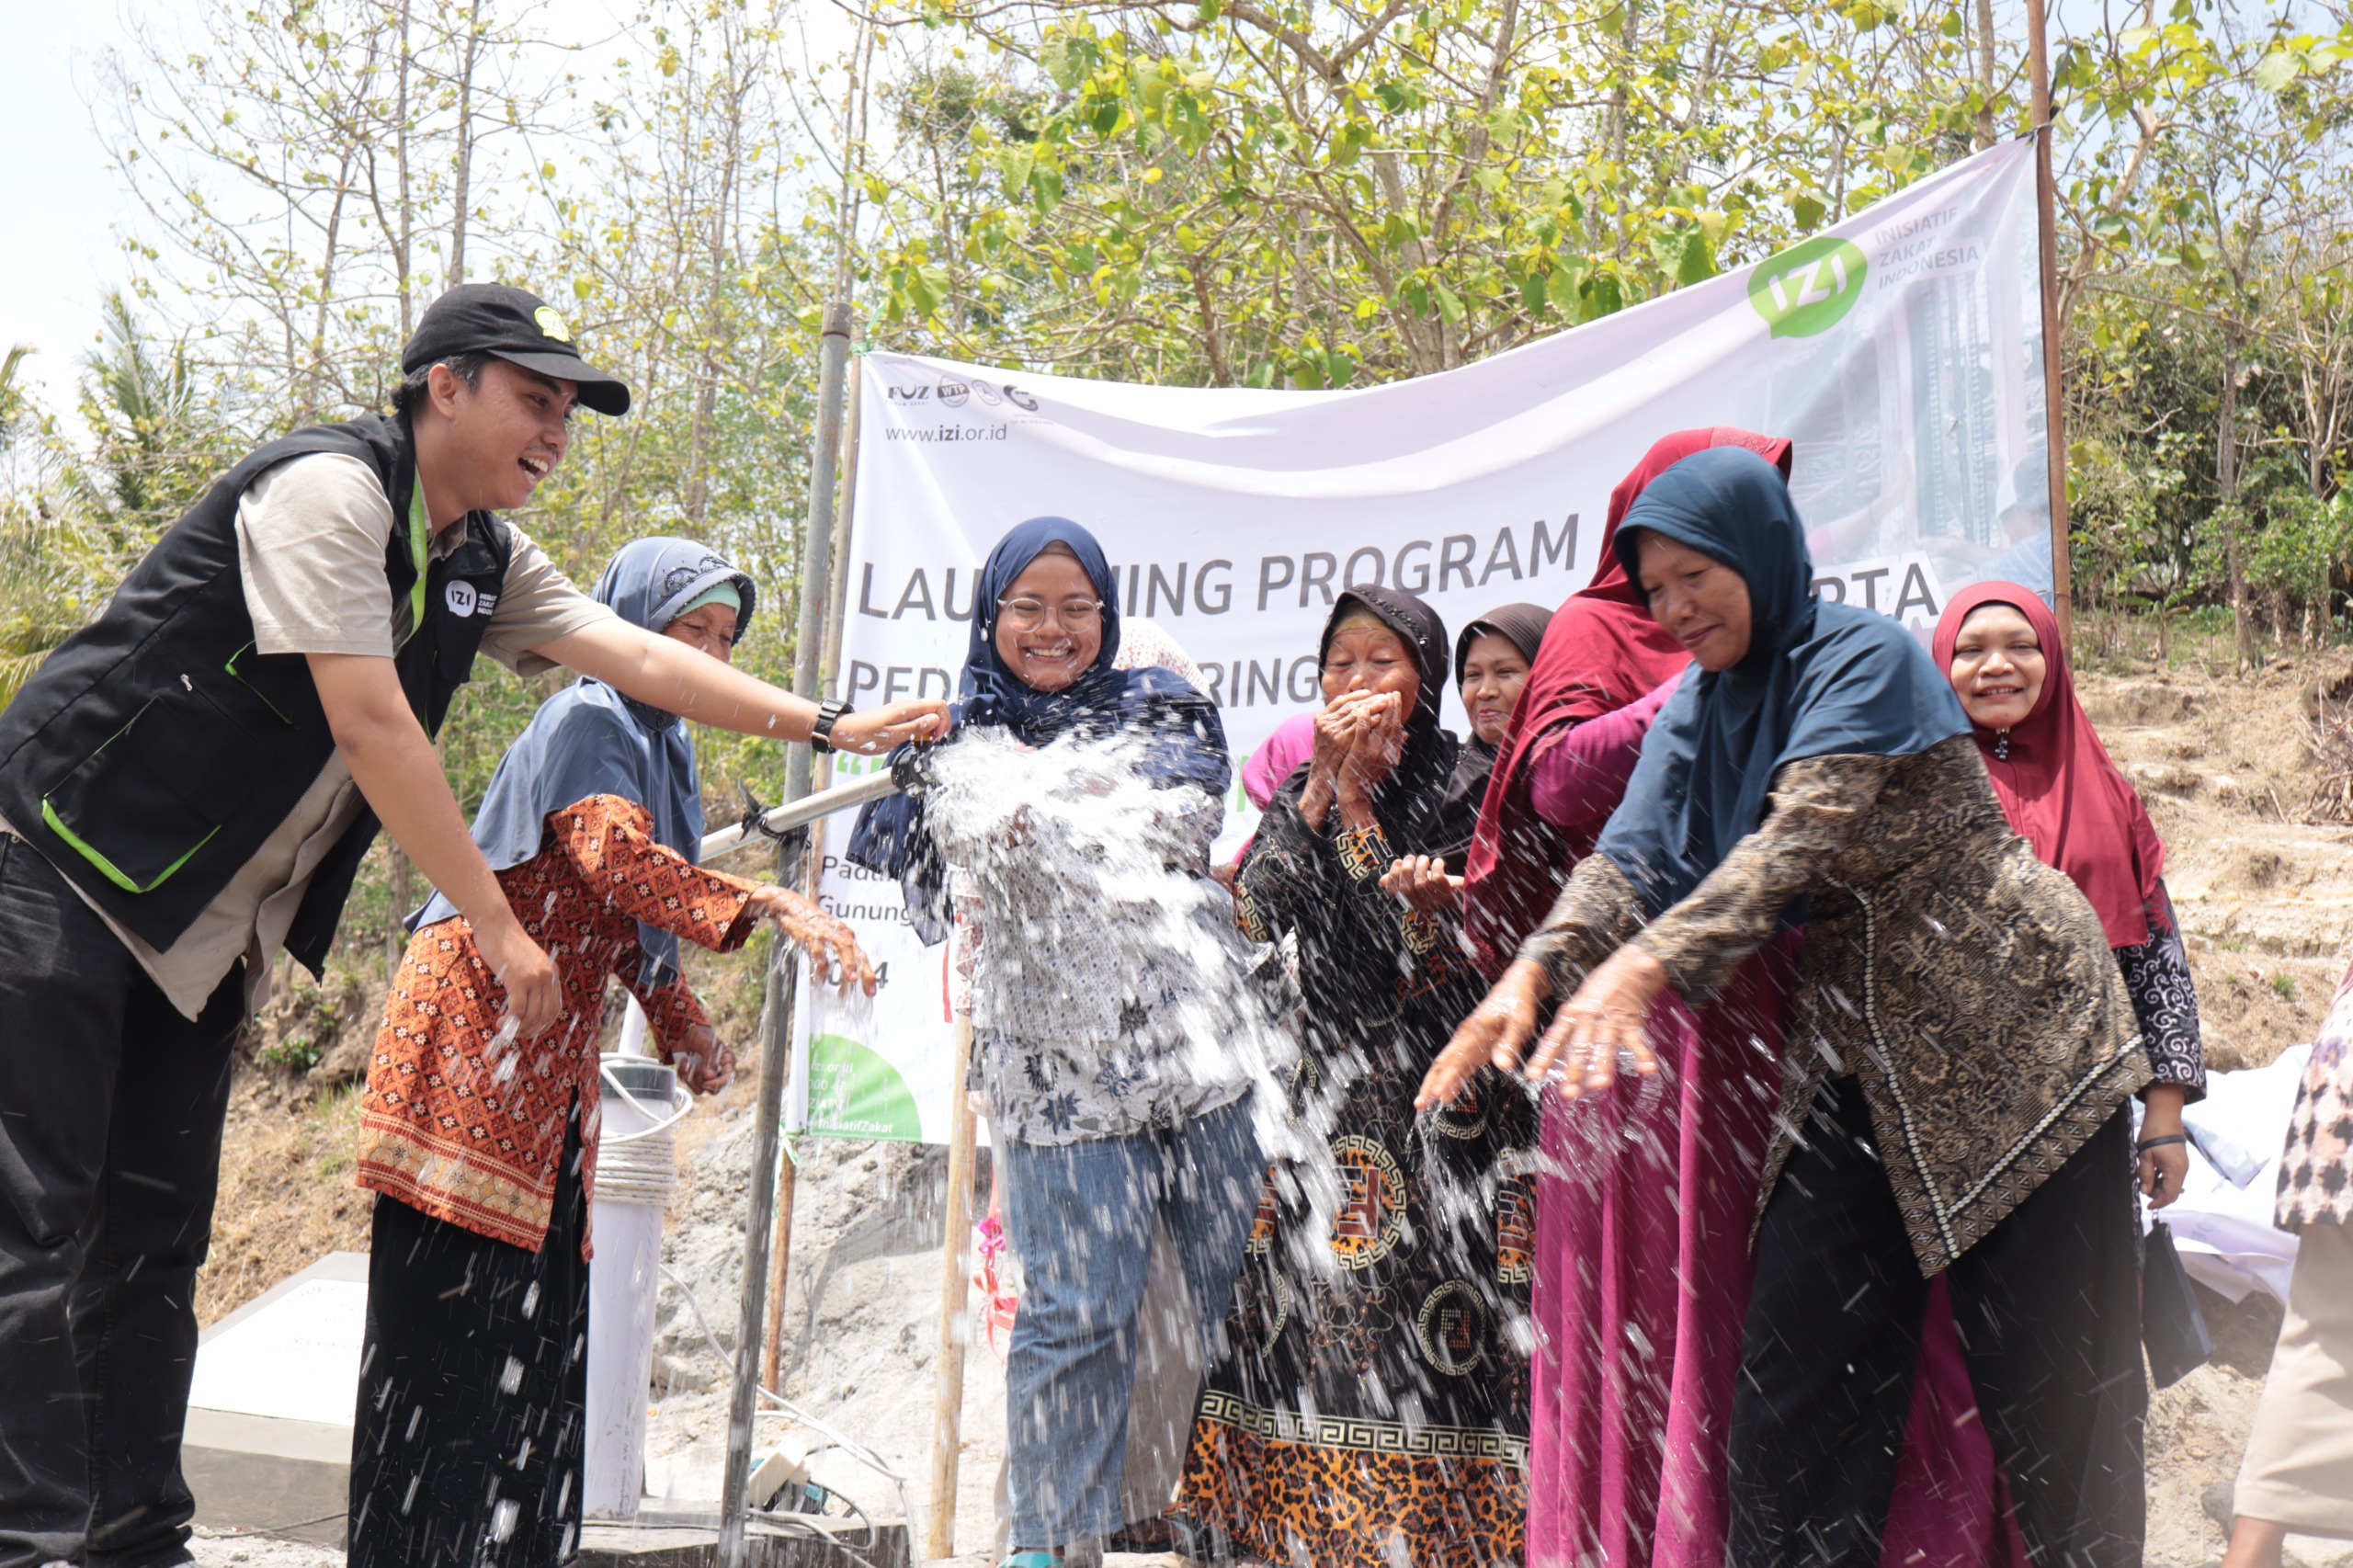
xmin=196 ymin=648 xmax=2353 ymax=1566
xmin=2070 ymin=653 xmax=2353 ymax=1567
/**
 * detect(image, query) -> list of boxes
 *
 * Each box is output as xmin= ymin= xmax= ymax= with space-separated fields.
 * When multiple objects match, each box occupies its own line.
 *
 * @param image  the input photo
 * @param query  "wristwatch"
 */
xmin=810 ymin=699 xmax=851 ymax=754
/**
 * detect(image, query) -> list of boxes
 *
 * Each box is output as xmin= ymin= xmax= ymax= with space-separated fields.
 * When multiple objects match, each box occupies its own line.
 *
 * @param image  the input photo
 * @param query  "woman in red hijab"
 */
xmin=1872 ymin=583 xmax=2205 ymax=1564
xmin=1931 ymin=582 xmax=2201 ymax=1173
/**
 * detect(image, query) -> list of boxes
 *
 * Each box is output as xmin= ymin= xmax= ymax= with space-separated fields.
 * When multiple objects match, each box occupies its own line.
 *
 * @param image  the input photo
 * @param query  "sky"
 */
xmin=0 ymin=0 xmax=2293 ymax=433
xmin=0 ymin=0 xmax=663 ymax=428
xmin=0 ymin=6 xmax=139 ymax=418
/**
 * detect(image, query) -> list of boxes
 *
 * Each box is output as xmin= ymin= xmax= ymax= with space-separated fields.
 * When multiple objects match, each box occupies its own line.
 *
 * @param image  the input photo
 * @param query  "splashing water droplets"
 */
xmin=921 ymin=728 xmax=1301 ymax=1160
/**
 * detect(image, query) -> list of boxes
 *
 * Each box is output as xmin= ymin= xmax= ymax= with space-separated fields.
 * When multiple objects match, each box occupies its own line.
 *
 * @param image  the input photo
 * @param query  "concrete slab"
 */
xmin=185 ymin=1253 xmax=368 ymax=1546
xmin=185 ymin=1252 xmax=918 ymax=1562
xmin=189 ymin=1253 xmax=369 ymax=1426
xmin=580 ymin=1516 xmax=910 ymax=1567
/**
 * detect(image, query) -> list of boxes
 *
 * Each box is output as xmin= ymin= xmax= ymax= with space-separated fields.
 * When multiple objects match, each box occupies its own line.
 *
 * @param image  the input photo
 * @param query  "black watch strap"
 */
xmin=811 ymin=699 xmax=851 ymax=754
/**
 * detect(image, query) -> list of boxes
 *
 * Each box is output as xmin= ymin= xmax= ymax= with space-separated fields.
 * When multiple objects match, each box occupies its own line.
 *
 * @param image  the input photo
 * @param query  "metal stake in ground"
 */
xmin=717 ymin=826 xmax=803 ymax=1563
xmin=717 ymin=299 xmax=857 ymax=1567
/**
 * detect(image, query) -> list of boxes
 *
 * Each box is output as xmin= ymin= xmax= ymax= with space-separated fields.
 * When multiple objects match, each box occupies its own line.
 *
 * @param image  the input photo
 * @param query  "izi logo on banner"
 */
xmin=1748 ymin=235 xmax=1869 ymax=338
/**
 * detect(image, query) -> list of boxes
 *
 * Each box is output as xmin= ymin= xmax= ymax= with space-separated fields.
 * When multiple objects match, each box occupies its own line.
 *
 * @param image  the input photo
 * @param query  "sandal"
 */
xmin=998 ymin=1554 xmax=1063 ymax=1568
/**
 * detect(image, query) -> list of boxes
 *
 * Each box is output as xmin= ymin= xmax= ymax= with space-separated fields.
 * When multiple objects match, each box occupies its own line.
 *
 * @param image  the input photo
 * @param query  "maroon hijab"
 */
xmin=1934 ymin=582 xmax=2165 ymax=948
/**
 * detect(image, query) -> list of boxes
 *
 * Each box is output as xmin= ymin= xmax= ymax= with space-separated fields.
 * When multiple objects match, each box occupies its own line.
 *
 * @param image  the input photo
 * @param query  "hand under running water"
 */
xmin=1417 ymin=960 xmax=1548 ymax=1108
xmin=669 ymin=1022 xmax=736 ymax=1095
xmin=1415 ymin=945 xmax=1672 ymax=1108
xmin=747 ymin=885 xmax=878 ymax=995
xmin=827 ymin=699 xmax=952 ymax=756
xmin=1526 ymin=946 xmax=1670 ymax=1098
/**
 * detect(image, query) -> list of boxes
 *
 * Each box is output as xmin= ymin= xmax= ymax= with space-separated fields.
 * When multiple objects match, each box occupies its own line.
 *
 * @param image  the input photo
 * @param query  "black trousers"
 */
xmin=0 ymin=835 xmax=245 ymax=1568
xmin=1727 ymin=1076 xmax=2146 ymax=1568
xmin=347 ymin=1101 xmax=590 ymax=1568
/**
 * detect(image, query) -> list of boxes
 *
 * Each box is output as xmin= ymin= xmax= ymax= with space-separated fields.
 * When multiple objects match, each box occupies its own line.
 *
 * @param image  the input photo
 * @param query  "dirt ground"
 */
xmin=197 ymin=648 xmax=2353 ymax=1566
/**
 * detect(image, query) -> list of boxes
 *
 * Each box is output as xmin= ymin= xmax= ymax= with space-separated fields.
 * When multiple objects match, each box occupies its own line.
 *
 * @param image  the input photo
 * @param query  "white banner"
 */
xmin=790 ymin=140 xmax=2053 ymax=1145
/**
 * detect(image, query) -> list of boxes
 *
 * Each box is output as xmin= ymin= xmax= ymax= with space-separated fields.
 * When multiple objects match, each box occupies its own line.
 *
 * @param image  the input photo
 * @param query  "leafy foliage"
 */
xmin=0 ymin=0 xmax=2346 ymax=972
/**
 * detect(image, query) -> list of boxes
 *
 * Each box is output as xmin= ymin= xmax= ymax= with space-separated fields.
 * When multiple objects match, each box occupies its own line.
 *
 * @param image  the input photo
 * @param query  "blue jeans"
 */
xmin=995 ymin=1096 xmax=1263 ymax=1551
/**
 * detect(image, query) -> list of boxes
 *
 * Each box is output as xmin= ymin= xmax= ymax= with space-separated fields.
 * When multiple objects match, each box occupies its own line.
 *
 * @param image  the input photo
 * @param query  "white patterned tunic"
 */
xmin=928 ymin=732 xmax=1267 ymax=1146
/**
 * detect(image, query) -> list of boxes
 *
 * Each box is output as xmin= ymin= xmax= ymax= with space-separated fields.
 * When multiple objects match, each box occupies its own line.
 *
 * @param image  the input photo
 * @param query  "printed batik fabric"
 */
xmin=2279 ymin=965 xmax=2353 ymax=1231
xmin=1179 ymin=808 xmax=1530 ymax=1568
xmin=356 ymin=793 xmax=756 ymax=1256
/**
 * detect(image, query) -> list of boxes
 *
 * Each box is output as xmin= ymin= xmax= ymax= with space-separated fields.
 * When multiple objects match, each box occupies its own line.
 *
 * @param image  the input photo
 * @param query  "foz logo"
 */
xmin=886 ymin=384 xmax=930 ymax=403
xmin=1748 ymin=235 xmax=1869 ymax=339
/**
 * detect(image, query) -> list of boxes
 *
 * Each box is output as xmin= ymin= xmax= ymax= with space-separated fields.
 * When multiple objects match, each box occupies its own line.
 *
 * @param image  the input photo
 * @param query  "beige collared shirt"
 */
xmin=1 ymin=451 xmax=617 ymax=1018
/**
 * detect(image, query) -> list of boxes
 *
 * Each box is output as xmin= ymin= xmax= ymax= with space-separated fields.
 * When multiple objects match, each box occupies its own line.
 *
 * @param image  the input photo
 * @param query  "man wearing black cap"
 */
xmin=0 ymin=284 xmax=943 ymax=1568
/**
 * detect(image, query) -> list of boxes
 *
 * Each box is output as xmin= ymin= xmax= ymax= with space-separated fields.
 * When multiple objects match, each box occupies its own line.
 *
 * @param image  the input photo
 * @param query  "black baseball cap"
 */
xmin=402 ymin=283 xmax=631 ymax=416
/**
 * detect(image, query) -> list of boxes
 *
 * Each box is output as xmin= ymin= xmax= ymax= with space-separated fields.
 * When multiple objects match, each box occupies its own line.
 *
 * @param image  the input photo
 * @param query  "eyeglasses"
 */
xmin=997 ymin=597 xmax=1105 ymax=631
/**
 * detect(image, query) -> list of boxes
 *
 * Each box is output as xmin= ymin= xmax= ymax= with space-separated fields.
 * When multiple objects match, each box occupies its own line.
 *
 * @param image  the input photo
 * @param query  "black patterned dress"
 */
xmin=1175 ymin=789 xmax=1533 ymax=1568
xmin=2116 ymin=881 xmax=2206 ymax=1105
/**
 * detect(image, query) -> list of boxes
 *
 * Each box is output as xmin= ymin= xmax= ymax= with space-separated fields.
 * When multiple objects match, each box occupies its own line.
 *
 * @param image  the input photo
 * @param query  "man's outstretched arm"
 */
xmin=535 ymin=618 xmax=949 ymax=752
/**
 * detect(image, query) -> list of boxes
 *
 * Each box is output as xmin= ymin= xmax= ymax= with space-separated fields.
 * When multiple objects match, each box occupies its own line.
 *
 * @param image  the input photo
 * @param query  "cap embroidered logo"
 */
xmin=533 ymin=305 xmax=574 ymax=343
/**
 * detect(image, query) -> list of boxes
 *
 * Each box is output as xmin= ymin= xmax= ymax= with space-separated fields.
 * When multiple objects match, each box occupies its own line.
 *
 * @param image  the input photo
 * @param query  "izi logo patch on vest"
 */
xmin=446 ymin=581 xmax=496 ymax=618
xmin=1748 ymin=235 xmax=1869 ymax=339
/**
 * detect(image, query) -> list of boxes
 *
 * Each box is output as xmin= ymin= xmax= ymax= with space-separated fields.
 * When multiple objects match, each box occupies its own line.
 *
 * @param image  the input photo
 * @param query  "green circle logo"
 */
xmin=1748 ymin=236 xmax=1868 ymax=338
xmin=533 ymin=305 xmax=574 ymax=343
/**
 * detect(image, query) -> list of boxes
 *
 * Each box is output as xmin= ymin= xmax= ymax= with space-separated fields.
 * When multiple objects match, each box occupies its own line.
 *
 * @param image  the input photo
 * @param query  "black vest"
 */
xmin=0 ymin=413 xmax=511 ymax=973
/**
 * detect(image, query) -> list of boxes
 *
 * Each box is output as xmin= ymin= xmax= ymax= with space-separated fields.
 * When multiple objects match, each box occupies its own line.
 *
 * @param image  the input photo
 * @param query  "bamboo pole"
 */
xmin=717 ymin=301 xmax=856 ymax=1568
xmin=2024 ymin=0 xmax=2073 ymax=643
xmin=925 ymin=1018 xmax=980 ymax=1560
xmin=760 ymin=1130 xmax=801 ymax=1398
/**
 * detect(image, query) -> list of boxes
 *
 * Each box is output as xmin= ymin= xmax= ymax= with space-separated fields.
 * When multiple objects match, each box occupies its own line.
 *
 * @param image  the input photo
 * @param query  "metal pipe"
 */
xmin=697 ymin=768 xmax=902 ymax=863
xmin=717 ymin=300 xmax=856 ymax=1568
xmin=785 ymin=301 xmax=855 ymax=805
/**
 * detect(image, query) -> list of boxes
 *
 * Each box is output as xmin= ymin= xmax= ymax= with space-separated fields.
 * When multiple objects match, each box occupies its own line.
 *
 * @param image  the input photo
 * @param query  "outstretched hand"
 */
xmin=1526 ymin=946 xmax=1670 ymax=1099
xmin=1381 ymin=854 xmax=1463 ymax=913
xmin=749 ymin=886 xmax=879 ymax=995
xmin=1416 ymin=960 xmax=1551 ymax=1108
xmin=830 ymin=699 xmax=951 ymax=756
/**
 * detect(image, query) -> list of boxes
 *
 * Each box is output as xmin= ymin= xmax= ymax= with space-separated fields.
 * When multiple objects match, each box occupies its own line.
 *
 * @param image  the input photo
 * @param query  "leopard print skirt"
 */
xmin=1177 ymin=1402 xmax=1526 ymax=1568
xmin=1171 ymin=999 xmax=1530 ymax=1568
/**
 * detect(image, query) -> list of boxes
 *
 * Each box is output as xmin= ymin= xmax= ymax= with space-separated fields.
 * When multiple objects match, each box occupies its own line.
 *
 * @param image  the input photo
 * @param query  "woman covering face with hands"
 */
xmin=1420 ymin=449 xmax=2157 ymax=1567
xmin=1176 ymin=586 xmax=1534 ymax=1568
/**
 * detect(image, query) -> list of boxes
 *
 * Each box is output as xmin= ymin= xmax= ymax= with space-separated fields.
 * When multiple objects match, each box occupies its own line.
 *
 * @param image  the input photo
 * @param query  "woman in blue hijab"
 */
xmin=347 ymin=539 xmax=876 ymax=1568
xmin=418 ymin=537 xmax=766 ymax=1002
xmin=848 ymin=517 xmax=1228 ymax=939
xmin=849 ymin=517 xmax=1268 ymax=1568
xmin=1421 ymin=449 xmax=2155 ymax=1567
